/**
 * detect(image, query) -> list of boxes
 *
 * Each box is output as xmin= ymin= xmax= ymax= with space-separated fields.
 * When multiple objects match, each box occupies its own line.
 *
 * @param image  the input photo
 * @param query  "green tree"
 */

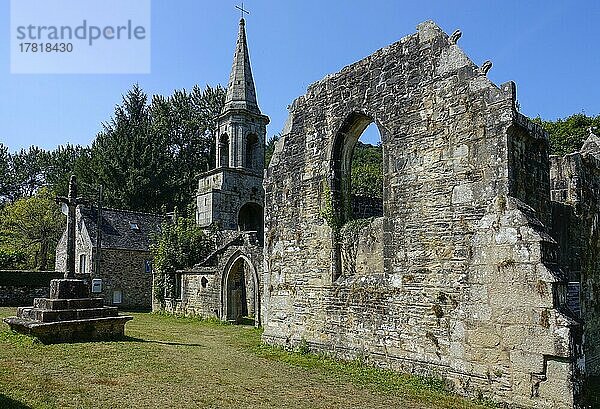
xmin=150 ymin=85 xmax=225 ymax=210
xmin=84 ymin=84 xmax=172 ymax=212
xmin=351 ymin=141 xmax=383 ymax=198
xmin=80 ymin=83 xmax=225 ymax=214
xmin=45 ymin=144 xmax=91 ymax=197
xmin=0 ymin=187 xmax=65 ymax=270
xmin=533 ymin=113 xmax=600 ymax=156
xmin=265 ymin=134 xmax=281 ymax=168
xmin=0 ymin=144 xmax=11 ymax=206
xmin=150 ymin=215 xmax=212 ymax=305
xmin=5 ymin=146 xmax=50 ymax=201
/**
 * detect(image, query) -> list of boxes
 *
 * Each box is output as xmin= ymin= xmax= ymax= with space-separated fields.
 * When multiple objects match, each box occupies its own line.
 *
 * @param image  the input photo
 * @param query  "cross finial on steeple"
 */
xmin=235 ymin=2 xmax=250 ymax=21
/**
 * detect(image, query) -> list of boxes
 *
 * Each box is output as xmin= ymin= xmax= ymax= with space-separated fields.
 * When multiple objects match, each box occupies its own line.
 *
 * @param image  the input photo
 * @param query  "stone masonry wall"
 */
xmin=196 ymin=168 xmax=263 ymax=230
xmin=162 ymin=234 xmax=263 ymax=325
xmin=0 ymin=271 xmax=63 ymax=306
xmin=93 ymin=248 xmax=153 ymax=310
xmin=262 ymin=21 xmax=580 ymax=408
xmin=551 ymin=152 xmax=600 ymax=378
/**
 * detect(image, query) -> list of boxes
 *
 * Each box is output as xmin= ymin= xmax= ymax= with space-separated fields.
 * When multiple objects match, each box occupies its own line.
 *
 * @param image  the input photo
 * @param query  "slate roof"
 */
xmin=80 ymin=207 xmax=166 ymax=252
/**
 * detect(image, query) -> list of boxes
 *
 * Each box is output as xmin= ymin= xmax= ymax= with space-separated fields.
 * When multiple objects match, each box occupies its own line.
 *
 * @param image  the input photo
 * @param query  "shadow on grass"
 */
xmin=122 ymin=336 xmax=205 ymax=348
xmin=0 ymin=394 xmax=32 ymax=409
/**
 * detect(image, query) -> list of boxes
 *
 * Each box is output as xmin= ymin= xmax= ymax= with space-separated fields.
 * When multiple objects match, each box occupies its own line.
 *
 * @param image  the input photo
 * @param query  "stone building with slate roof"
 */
xmin=56 ymin=206 xmax=165 ymax=310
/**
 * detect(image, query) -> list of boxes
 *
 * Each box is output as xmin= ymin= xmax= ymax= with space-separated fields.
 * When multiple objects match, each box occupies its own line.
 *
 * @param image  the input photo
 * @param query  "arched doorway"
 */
xmin=222 ymin=255 xmax=259 ymax=325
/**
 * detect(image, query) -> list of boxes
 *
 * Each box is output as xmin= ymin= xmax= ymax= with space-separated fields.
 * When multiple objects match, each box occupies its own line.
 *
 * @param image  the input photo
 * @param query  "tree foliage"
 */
xmin=533 ymin=113 xmax=600 ymax=156
xmin=77 ymin=84 xmax=225 ymax=214
xmin=0 ymin=144 xmax=11 ymax=206
xmin=150 ymin=215 xmax=212 ymax=303
xmin=0 ymin=83 xmax=225 ymax=215
xmin=0 ymin=248 xmax=27 ymax=270
xmin=0 ymin=83 xmax=224 ymax=271
xmin=265 ymin=134 xmax=280 ymax=168
xmin=351 ymin=141 xmax=383 ymax=198
xmin=0 ymin=143 xmax=89 ymax=204
xmin=0 ymin=187 xmax=65 ymax=270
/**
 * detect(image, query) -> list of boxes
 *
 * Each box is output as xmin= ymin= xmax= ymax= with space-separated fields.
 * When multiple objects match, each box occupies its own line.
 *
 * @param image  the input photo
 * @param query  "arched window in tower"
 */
xmin=238 ymin=202 xmax=264 ymax=242
xmin=245 ymin=133 xmax=259 ymax=170
xmin=220 ymin=134 xmax=229 ymax=168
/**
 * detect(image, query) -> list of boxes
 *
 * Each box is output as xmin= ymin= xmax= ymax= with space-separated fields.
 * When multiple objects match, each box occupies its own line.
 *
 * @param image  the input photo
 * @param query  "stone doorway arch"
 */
xmin=221 ymin=252 xmax=259 ymax=326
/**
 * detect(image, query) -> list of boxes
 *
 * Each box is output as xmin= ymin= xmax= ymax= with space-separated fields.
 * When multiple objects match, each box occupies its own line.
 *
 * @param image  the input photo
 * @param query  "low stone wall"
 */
xmin=0 ymin=271 xmax=63 ymax=306
xmin=351 ymin=195 xmax=383 ymax=219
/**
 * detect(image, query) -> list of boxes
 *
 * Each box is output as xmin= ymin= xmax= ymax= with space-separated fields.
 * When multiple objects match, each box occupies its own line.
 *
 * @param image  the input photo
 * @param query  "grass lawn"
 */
xmin=0 ymin=307 xmax=493 ymax=409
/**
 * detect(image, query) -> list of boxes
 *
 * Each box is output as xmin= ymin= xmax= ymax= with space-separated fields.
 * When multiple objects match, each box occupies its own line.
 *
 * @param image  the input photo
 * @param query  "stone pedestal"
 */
xmin=3 ymin=279 xmax=132 ymax=344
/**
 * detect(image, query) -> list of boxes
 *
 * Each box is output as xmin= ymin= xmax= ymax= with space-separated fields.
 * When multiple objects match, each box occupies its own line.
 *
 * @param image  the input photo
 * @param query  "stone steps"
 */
xmin=33 ymin=297 xmax=104 ymax=310
xmin=4 ymin=278 xmax=133 ymax=343
xmin=17 ymin=306 xmax=119 ymax=323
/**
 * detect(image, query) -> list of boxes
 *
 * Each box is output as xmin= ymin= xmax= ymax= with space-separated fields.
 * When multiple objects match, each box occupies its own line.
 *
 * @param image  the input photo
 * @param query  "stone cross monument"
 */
xmin=3 ymin=174 xmax=132 ymax=343
xmin=55 ymin=175 xmax=86 ymax=279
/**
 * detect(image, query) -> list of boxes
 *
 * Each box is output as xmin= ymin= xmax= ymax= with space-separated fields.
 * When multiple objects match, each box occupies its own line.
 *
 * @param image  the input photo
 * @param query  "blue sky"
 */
xmin=1 ymin=0 xmax=599 ymax=152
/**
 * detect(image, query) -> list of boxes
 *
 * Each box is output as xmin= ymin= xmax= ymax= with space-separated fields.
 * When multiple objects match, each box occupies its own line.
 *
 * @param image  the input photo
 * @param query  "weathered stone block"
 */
xmin=49 ymin=279 xmax=89 ymax=299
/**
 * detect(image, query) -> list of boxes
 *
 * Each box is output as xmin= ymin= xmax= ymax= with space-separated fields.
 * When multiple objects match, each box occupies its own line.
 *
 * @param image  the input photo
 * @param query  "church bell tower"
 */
xmin=196 ymin=17 xmax=269 ymax=235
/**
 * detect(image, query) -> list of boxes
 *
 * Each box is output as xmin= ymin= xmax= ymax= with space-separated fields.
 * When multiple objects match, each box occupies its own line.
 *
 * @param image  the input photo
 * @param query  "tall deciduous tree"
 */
xmin=0 ymin=187 xmax=65 ymax=270
xmin=6 ymin=146 xmax=49 ymax=201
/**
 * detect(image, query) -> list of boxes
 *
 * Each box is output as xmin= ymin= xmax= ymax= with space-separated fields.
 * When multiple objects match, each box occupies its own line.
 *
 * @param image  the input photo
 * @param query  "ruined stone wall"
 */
xmin=508 ymin=115 xmax=552 ymax=226
xmin=351 ymin=195 xmax=383 ymax=219
xmin=551 ymin=152 xmax=600 ymax=378
xmin=263 ymin=21 xmax=580 ymax=408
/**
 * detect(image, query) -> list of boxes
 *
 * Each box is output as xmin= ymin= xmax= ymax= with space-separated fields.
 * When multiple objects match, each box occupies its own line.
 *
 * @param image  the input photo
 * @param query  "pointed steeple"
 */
xmin=223 ymin=18 xmax=260 ymax=114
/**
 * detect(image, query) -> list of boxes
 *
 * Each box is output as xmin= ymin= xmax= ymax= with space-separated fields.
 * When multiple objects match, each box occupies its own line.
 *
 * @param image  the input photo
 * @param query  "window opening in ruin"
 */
xmin=351 ymin=123 xmax=383 ymax=220
xmin=331 ymin=114 xmax=383 ymax=226
xmin=330 ymin=113 xmax=384 ymax=280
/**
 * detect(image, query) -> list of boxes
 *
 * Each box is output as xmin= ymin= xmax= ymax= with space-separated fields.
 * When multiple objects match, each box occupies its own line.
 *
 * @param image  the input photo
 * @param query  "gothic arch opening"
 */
xmin=331 ymin=112 xmax=384 ymax=225
xmin=223 ymin=256 xmax=258 ymax=325
xmin=245 ymin=133 xmax=259 ymax=170
xmin=330 ymin=112 xmax=384 ymax=280
xmin=238 ymin=202 xmax=264 ymax=240
xmin=219 ymin=134 xmax=229 ymax=167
